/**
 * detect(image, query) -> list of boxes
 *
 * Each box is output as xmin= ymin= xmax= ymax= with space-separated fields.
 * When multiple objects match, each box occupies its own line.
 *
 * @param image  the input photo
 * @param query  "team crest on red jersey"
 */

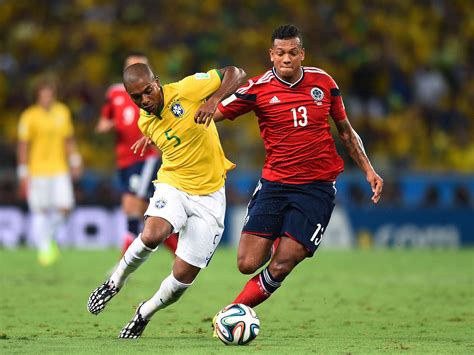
xmin=310 ymin=87 xmax=324 ymax=102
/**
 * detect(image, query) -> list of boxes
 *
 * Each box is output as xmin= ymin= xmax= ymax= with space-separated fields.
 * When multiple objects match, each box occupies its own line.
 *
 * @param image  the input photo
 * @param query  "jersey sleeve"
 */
xmin=100 ymin=88 xmax=114 ymax=119
xmin=179 ymin=69 xmax=222 ymax=102
xmin=217 ymin=79 xmax=257 ymax=120
xmin=18 ymin=110 xmax=32 ymax=142
xmin=328 ymin=77 xmax=347 ymax=122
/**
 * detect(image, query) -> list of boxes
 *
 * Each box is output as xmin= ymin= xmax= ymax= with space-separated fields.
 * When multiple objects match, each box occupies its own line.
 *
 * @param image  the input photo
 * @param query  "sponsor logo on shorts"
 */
xmin=155 ymin=197 xmax=167 ymax=209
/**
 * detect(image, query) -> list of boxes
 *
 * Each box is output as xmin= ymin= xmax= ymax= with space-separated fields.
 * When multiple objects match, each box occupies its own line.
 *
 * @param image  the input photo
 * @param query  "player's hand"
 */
xmin=95 ymin=119 xmax=114 ymax=133
xmin=194 ymin=99 xmax=218 ymax=127
xmin=367 ymin=171 xmax=383 ymax=204
xmin=131 ymin=136 xmax=154 ymax=156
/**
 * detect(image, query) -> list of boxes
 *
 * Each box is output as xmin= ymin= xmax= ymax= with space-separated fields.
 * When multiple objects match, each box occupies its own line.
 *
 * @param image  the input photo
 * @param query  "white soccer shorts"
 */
xmin=145 ymin=183 xmax=225 ymax=268
xmin=27 ymin=174 xmax=75 ymax=212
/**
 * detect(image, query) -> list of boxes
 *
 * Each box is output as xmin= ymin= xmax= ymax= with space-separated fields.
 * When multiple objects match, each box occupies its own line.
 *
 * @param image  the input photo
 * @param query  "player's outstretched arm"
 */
xmin=66 ymin=136 xmax=83 ymax=180
xmin=16 ymin=140 xmax=29 ymax=200
xmin=335 ymin=118 xmax=383 ymax=204
xmin=194 ymin=66 xmax=246 ymax=127
xmin=95 ymin=117 xmax=115 ymax=133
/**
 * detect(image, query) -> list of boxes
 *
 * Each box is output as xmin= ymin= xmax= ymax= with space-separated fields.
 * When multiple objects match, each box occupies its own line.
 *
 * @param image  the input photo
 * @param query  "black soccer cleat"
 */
xmin=87 ymin=279 xmax=120 ymax=315
xmin=119 ymin=302 xmax=150 ymax=339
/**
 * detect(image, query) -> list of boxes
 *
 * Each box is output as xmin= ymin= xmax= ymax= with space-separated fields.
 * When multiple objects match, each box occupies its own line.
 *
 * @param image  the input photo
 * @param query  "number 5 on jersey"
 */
xmin=165 ymin=128 xmax=181 ymax=147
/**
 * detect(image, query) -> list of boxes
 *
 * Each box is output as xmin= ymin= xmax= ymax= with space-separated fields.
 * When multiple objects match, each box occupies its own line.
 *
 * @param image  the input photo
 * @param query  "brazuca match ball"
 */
xmin=214 ymin=303 xmax=260 ymax=345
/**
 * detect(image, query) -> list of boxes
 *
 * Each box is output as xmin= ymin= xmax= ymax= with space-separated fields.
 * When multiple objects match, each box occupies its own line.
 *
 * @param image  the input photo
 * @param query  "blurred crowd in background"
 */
xmin=0 ymin=0 xmax=472 ymax=208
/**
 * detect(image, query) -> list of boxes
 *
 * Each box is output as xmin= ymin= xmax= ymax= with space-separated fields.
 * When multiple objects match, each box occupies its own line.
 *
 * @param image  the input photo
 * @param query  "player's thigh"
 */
xmin=27 ymin=177 xmax=50 ymax=212
xmin=51 ymin=174 xmax=75 ymax=210
xmin=242 ymin=179 xmax=285 ymax=238
xmin=176 ymin=187 xmax=226 ymax=269
xmin=121 ymin=192 xmax=147 ymax=215
xmin=176 ymin=214 xmax=222 ymax=269
xmin=282 ymin=203 xmax=334 ymax=257
xmin=145 ymin=183 xmax=187 ymax=233
xmin=141 ymin=215 xmax=174 ymax=247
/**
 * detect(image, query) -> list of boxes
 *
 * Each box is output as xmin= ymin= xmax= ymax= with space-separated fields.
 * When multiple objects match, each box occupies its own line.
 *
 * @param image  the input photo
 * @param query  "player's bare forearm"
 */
xmin=336 ymin=118 xmax=384 ymax=203
xmin=95 ymin=117 xmax=114 ymax=133
xmin=195 ymin=66 xmax=246 ymax=126
xmin=336 ymin=119 xmax=371 ymax=172
xmin=65 ymin=136 xmax=83 ymax=179
xmin=17 ymin=141 xmax=28 ymax=166
xmin=213 ymin=66 xmax=246 ymax=103
xmin=16 ymin=141 xmax=29 ymax=197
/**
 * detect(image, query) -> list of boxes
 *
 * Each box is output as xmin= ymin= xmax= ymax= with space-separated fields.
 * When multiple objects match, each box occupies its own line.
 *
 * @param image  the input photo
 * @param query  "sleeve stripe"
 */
xmin=330 ymin=88 xmax=341 ymax=96
xmin=221 ymin=94 xmax=237 ymax=107
xmin=214 ymin=69 xmax=223 ymax=80
xmin=235 ymin=93 xmax=257 ymax=101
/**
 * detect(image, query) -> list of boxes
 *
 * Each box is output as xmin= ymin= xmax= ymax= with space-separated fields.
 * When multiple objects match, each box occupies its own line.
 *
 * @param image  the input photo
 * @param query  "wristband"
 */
xmin=69 ymin=153 xmax=82 ymax=168
xmin=17 ymin=164 xmax=28 ymax=179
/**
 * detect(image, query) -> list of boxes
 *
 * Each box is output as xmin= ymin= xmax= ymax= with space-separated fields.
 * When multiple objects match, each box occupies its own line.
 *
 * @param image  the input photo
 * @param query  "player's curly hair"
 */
xmin=271 ymin=24 xmax=303 ymax=47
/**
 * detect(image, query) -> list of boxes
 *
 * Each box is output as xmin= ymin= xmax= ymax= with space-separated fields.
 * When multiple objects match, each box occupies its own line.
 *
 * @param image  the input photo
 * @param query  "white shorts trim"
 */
xmin=28 ymin=174 xmax=75 ymax=212
xmin=145 ymin=183 xmax=225 ymax=268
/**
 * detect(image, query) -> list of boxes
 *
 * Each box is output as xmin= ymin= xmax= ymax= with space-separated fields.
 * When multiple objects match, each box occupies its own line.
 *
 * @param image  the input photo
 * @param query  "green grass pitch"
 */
xmin=1 ymin=247 xmax=473 ymax=354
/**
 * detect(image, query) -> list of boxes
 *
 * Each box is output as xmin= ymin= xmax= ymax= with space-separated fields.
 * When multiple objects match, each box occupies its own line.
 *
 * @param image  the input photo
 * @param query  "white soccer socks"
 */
xmin=110 ymin=235 xmax=157 ymax=288
xmin=31 ymin=212 xmax=51 ymax=252
xmin=140 ymin=273 xmax=192 ymax=319
xmin=49 ymin=211 xmax=66 ymax=240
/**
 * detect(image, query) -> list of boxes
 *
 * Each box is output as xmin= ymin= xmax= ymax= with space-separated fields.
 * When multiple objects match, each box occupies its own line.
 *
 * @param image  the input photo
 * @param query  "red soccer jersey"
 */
xmin=101 ymin=83 xmax=159 ymax=168
xmin=218 ymin=67 xmax=346 ymax=184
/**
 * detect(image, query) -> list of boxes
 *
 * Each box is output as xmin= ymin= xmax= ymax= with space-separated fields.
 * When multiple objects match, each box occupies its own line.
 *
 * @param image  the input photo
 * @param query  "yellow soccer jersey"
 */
xmin=18 ymin=102 xmax=74 ymax=176
xmin=138 ymin=69 xmax=235 ymax=195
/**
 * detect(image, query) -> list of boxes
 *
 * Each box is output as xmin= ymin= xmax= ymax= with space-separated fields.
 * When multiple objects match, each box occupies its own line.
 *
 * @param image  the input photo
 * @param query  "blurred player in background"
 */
xmin=17 ymin=78 xmax=82 ymax=266
xmin=197 ymin=24 xmax=383 ymax=313
xmin=87 ymin=63 xmax=246 ymax=339
xmin=95 ymin=52 xmax=178 ymax=257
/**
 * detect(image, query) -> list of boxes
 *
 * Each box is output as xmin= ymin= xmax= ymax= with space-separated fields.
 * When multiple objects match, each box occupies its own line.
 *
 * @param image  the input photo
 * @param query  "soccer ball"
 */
xmin=214 ymin=303 xmax=260 ymax=345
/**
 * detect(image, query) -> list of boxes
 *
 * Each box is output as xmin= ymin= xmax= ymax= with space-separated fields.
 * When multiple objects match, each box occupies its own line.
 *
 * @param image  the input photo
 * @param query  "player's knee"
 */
xmin=268 ymin=260 xmax=294 ymax=281
xmin=237 ymin=255 xmax=259 ymax=275
xmin=141 ymin=228 xmax=167 ymax=249
xmin=141 ymin=217 xmax=173 ymax=249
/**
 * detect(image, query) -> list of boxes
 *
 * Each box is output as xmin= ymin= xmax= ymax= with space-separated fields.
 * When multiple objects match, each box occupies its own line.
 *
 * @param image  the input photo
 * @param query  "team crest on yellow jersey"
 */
xmin=170 ymin=101 xmax=185 ymax=118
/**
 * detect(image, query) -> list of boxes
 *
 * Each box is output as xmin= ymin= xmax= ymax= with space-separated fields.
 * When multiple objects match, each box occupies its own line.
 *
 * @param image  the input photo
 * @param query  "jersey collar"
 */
xmin=272 ymin=67 xmax=304 ymax=88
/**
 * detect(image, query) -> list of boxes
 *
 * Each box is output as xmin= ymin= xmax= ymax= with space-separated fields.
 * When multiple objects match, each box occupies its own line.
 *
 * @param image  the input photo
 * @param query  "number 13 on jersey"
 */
xmin=291 ymin=106 xmax=307 ymax=127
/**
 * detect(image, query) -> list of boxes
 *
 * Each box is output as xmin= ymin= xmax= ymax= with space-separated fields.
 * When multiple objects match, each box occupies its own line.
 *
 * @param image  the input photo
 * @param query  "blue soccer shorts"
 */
xmin=117 ymin=156 xmax=161 ymax=199
xmin=242 ymin=178 xmax=336 ymax=255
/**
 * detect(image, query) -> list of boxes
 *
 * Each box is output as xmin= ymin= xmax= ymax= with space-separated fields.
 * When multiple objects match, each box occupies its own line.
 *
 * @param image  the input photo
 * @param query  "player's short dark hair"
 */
xmin=271 ymin=24 xmax=303 ymax=47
